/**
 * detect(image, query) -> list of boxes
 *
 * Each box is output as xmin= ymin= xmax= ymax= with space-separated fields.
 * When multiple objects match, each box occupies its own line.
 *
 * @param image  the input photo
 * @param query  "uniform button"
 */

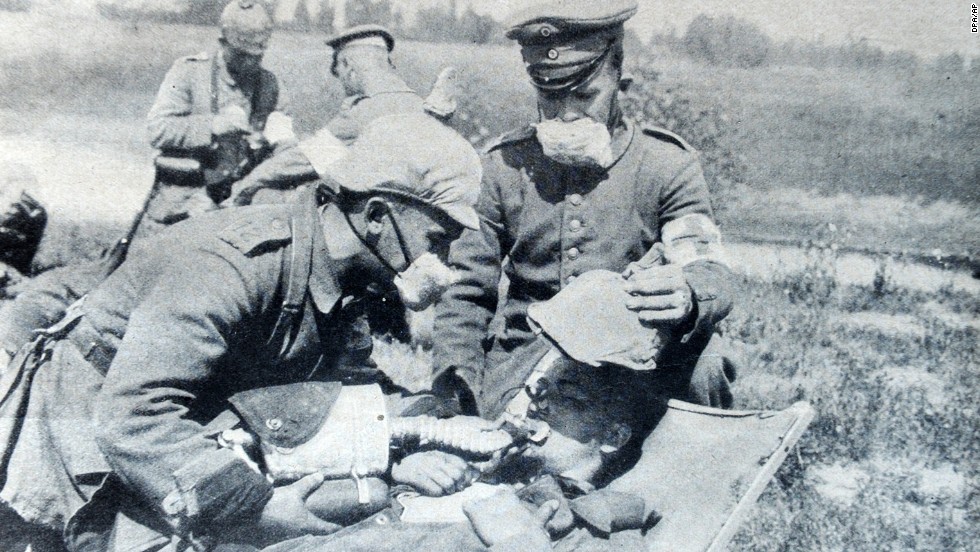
xmin=569 ymin=219 xmax=583 ymax=232
xmin=568 ymin=194 xmax=583 ymax=206
xmin=567 ymin=247 xmax=580 ymax=260
xmin=266 ymin=418 xmax=283 ymax=431
xmin=547 ymin=49 xmax=559 ymax=60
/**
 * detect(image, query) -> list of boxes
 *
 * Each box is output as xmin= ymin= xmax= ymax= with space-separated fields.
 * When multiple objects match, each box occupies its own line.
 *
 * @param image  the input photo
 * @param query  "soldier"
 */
xmin=432 ymin=0 xmax=739 ymax=417
xmin=145 ymin=0 xmax=301 ymax=218
xmin=238 ymin=24 xmax=442 ymax=339
xmin=234 ymin=24 xmax=430 ymax=204
xmin=0 ymin=0 xmax=299 ymax=373
xmin=253 ymin=291 xmax=665 ymax=552
xmin=0 ymin=113 xmax=482 ymax=552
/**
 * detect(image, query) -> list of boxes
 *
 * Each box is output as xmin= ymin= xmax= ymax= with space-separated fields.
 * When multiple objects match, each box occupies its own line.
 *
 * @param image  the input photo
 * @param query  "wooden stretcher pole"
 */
xmin=705 ymin=401 xmax=816 ymax=552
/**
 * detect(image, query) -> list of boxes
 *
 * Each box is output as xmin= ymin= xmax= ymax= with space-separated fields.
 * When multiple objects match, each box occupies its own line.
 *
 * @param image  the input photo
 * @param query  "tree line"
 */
xmin=653 ymin=14 xmax=977 ymax=75
xmin=93 ymin=0 xmax=506 ymax=45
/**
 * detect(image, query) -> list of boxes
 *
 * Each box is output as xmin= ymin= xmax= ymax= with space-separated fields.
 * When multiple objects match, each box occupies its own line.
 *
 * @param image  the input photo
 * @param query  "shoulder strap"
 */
xmin=266 ymin=195 xmax=316 ymax=358
xmin=210 ymin=55 xmax=220 ymax=116
xmin=641 ymin=125 xmax=694 ymax=151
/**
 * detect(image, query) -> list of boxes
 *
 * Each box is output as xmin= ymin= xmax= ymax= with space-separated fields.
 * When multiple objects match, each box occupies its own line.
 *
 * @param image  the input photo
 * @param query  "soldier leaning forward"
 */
xmin=0 ymin=113 xmax=481 ymax=552
xmin=432 ymin=0 xmax=741 ymax=416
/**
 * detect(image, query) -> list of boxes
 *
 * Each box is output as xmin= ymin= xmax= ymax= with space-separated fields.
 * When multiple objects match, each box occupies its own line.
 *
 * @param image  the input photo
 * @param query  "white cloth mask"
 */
xmin=535 ymin=118 xmax=615 ymax=169
xmin=394 ymin=252 xmax=459 ymax=311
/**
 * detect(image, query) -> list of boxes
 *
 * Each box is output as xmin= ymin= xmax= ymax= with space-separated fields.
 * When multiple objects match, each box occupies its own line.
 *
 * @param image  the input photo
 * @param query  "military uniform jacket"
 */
xmin=0 ymin=191 xmax=374 ymax=548
xmin=239 ymin=79 xmax=425 ymax=191
xmin=146 ymin=48 xmax=284 ymax=155
xmin=325 ymin=82 xmax=425 ymax=145
xmin=432 ymin=120 xmax=735 ymax=403
xmin=93 ymin=191 xmax=371 ymax=534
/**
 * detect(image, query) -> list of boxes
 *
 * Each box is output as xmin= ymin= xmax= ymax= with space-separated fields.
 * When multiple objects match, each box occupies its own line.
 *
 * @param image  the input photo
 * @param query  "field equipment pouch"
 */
xmin=228 ymin=383 xmax=390 ymax=483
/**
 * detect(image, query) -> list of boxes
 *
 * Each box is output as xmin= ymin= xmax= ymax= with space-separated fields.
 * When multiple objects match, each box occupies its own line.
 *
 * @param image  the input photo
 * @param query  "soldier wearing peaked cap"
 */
xmin=236 ymin=23 xmax=426 ymax=196
xmin=433 ymin=0 xmax=741 ymax=416
xmin=0 ymin=114 xmax=482 ymax=552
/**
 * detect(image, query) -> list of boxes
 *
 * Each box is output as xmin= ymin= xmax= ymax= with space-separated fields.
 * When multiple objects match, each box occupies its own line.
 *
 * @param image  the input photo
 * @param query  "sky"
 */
xmin=394 ymin=0 xmax=978 ymax=59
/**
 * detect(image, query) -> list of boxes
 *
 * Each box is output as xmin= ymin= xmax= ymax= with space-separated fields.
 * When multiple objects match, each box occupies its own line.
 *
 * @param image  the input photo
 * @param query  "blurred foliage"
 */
xmin=344 ymin=0 xmax=391 ymax=28
xmin=620 ymin=58 xmax=746 ymax=212
xmin=681 ymin=14 xmax=772 ymax=68
xmin=404 ymin=5 xmax=505 ymax=45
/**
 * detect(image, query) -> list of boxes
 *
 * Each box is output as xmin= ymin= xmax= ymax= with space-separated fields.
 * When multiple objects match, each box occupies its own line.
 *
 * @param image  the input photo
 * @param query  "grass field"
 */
xmin=1 ymin=11 xmax=978 ymax=552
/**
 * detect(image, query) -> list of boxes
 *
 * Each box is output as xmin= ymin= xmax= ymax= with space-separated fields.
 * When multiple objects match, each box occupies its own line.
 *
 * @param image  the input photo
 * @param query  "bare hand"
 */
xmin=622 ymin=264 xmax=694 ymax=327
xmin=212 ymin=105 xmax=251 ymax=137
xmin=391 ymin=451 xmax=473 ymax=496
xmin=253 ymin=473 xmax=341 ymax=545
xmin=463 ymin=489 xmax=558 ymax=547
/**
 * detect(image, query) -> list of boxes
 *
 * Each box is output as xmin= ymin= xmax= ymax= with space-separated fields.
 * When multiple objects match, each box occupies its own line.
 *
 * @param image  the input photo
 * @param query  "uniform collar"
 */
xmin=302 ymin=193 xmax=344 ymax=315
xmin=360 ymin=74 xmax=415 ymax=96
xmin=607 ymin=118 xmax=635 ymax=168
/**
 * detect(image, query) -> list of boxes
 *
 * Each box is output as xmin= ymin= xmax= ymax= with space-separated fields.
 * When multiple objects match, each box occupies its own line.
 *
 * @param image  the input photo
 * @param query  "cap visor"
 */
xmin=442 ymin=204 xmax=480 ymax=231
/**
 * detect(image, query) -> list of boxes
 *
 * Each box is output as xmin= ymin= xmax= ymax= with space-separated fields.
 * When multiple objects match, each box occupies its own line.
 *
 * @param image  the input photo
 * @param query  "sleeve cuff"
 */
xmin=680 ymin=261 xmax=734 ymax=344
xmin=165 ymin=449 xmax=273 ymax=532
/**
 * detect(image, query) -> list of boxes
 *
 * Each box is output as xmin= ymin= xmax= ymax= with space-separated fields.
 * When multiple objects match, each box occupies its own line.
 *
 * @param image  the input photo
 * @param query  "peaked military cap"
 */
xmin=505 ymin=0 xmax=638 ymax=91
xmin=325 ymin=24 xmax=395 ymax=52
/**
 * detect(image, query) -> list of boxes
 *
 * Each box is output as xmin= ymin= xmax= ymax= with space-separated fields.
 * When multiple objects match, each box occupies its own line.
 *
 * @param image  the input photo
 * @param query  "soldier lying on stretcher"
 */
xmin=218 ymin=270 xmax=673 ymax=552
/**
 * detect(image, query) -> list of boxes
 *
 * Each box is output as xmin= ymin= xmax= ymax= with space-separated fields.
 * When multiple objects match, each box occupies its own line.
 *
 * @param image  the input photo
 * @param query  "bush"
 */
xmin=620 ymin=57 xmax=746 ymax=209
xmin=682 ymin=14 xmax=771 ymax=68
xmin=405 ymin=6 xmax=504 ymax=44
xmin=344 ymin=0 xmax=392 ymax=28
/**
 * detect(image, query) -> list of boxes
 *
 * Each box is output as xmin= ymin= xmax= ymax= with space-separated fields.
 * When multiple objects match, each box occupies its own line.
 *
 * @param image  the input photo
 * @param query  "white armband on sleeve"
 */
xmin=661 ymin=213 xmax=732 ymax=269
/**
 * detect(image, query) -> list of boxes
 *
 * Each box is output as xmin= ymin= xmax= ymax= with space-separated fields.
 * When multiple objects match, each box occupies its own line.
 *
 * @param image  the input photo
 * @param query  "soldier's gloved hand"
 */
xmin=463 ymin=489 xmax=557 ymax=548
xmin=253 ymin=473 xmax=340 ymax=545
xmin=391 ymin=450 xmax=472 ymax=496
xmin=622 ymin=264 xmax=695 ymax=328
xmin=212 ymin=105 xmax=251 ymax=138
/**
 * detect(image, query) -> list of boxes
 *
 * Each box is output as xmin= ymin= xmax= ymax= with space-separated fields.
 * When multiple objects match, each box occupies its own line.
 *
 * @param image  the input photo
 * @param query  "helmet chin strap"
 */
xmin=342 ymin=205 xmax=413 ymax=275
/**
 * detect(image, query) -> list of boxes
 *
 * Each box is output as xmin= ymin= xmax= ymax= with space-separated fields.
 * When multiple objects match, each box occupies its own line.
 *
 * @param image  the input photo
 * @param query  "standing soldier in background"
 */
xmin=432 ymin=0 xmax=740 ymax=416
xmin=236 ymin=24 xmax=447 ymax=194
xmin=0 ymin=0 xmax=302 ymax=370
xmin=145 ymin=0 xmax=301 ymax=218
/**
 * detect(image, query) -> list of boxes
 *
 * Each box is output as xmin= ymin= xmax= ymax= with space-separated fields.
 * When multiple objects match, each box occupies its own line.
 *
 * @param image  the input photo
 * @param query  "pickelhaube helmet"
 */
xmin=220 ymin=0 xmax=274 ymax=56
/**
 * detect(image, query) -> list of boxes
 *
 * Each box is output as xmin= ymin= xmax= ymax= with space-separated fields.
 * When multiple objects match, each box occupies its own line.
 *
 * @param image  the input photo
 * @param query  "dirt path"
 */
xmin=729 ymin=242 xmax=979 ymax=295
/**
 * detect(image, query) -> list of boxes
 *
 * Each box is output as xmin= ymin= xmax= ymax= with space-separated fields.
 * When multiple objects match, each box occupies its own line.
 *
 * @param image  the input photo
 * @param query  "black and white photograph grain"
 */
xmin=0 ymin=1 xmax=975 ymax=551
